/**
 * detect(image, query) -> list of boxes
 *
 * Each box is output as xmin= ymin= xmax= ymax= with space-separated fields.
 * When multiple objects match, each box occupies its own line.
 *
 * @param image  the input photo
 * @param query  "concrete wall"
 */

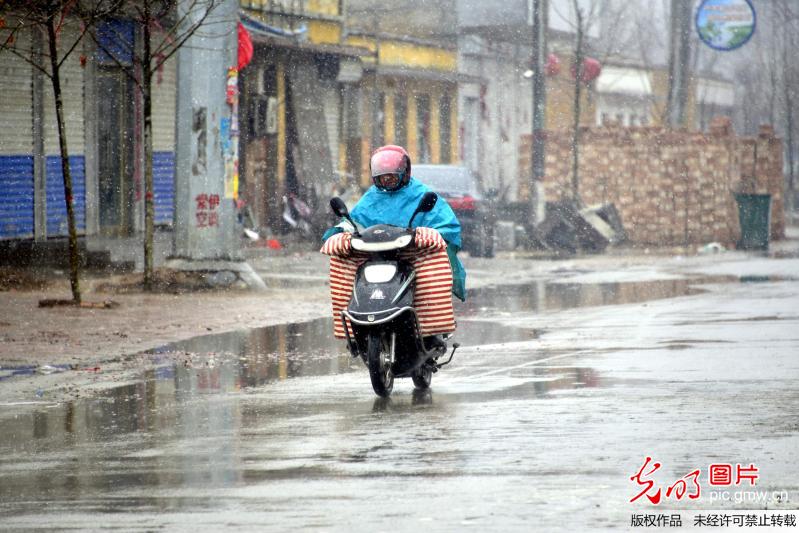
xmin=519 ymin=117 xmax=785 ymax=246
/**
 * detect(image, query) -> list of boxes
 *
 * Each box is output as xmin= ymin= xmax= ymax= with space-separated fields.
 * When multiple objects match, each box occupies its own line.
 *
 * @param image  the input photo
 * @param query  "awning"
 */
xmin=697 ymin=78 xmax=735 ymax=107
xmin=241 ymin=12 xmax=370 ymax=59
xmin=596 ymin=66 xmax=652 ymax=97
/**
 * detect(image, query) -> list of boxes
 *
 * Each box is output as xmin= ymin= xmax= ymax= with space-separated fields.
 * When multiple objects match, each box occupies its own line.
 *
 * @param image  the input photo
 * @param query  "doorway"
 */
xmin=96 ymin=67 xmax=134 ymax=236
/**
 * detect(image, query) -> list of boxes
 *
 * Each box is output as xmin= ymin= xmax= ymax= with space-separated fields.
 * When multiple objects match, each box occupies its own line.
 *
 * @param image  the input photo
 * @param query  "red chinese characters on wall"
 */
xmin=195 ymin=193 xmax=221 ymax=228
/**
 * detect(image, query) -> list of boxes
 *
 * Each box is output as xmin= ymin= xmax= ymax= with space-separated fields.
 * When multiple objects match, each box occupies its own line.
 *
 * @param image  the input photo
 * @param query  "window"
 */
xmin=394 ymin=94 xmax=407 ymax=148
xmin=372 ymin=92 xmax=385 ymax=148
xmin=341 ymin=85 xmax=361 ymax=139
xmin=439 ymin=94 xmax=452 ymax=164
xmin=251 ymin=65 xmax=277 ymax=137
xmin=416 ymin=94 xmax=431 ymax=163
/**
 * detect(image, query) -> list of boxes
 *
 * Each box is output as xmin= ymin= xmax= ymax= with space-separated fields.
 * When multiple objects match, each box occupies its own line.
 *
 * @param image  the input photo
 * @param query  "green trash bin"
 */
xmin=734 ymin=193 xmax=771 ymax=250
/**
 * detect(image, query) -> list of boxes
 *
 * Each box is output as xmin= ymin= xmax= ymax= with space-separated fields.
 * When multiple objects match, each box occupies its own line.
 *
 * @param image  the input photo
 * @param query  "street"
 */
xmin=1 ymin=0 xmax=798 ymax=530
xmin=1 ymin=248 xmax=798 ymax=531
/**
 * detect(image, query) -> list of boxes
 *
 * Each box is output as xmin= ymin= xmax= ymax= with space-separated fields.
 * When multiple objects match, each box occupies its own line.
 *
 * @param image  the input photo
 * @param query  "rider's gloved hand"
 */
xmin=414 ymin=227 xmax=447 ymax=251
xmin=319 ymin=231 xmax=353 ymax=256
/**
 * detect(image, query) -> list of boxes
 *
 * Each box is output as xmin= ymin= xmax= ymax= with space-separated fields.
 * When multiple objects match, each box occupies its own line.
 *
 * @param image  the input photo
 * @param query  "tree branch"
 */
xmin=153 ymin=0 xmax=219 ymax=71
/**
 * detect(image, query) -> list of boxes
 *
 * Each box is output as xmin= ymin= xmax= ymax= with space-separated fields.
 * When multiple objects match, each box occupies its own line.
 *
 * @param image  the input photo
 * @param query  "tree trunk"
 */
xmin=570 ymin=3 xmax=584 ymax=204
xmin=142 ymin=0 xmax=155 ymax=290
xmin=47 ymin=15 xmax=81 ymax=303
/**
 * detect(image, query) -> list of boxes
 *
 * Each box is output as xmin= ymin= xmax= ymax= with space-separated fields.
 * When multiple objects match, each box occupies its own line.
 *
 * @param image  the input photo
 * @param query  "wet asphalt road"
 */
xmin=1 ymin=277 xmax=798 ymax=531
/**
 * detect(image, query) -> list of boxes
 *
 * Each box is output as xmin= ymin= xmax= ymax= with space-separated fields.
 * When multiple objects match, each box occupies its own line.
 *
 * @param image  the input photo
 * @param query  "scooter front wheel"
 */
xmin=367 ymin=332 xmax=394 ymax=397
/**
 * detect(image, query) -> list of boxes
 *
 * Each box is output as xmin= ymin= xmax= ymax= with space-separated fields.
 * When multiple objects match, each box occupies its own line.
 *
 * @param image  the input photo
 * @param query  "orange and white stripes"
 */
xmin=320 ymin=228 xmax=456 ymax=339
xmin=405 ymin=247 xmax=456 ymax=336
xmin=319 ymin=232 xmax=352 ymax=256
xmin=328 ymin=255 xmax=362 ymax=338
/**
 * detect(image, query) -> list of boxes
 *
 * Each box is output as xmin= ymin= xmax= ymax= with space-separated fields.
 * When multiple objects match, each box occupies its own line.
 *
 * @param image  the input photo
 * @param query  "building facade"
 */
xmin=237 ymin=0 xmax=460 ymax=233
xmin=0 ymin=17 xmax=177 ymax=243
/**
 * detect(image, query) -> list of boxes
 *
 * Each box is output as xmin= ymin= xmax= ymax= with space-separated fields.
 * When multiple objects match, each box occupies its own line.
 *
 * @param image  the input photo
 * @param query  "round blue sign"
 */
xmin=696 ymin=0 xmax=756 ymax=51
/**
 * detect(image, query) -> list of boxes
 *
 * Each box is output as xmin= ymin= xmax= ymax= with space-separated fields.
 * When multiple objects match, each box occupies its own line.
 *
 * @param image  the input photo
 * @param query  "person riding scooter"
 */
xmin=321 ymin=145 xmax=467 ymax=344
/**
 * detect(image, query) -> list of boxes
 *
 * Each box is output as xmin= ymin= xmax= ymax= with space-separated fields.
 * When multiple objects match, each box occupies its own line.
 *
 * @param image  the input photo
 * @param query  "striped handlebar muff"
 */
xmin=321 ymin=228 xmax=456 ymax=339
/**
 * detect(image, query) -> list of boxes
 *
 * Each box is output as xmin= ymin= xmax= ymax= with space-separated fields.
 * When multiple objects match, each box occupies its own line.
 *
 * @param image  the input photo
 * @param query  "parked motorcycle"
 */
xmin=329 ymin=193 xmax=459 ymax=397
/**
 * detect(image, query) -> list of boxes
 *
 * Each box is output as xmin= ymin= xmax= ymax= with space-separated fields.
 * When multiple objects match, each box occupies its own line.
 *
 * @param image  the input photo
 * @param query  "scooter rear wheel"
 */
xmin=367 ymin=333 xmax=394 ymax=397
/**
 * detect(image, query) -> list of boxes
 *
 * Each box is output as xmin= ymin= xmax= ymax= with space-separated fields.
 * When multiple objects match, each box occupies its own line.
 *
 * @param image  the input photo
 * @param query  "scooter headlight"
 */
xmin=364 ymin=264 xmax=397 ymax=283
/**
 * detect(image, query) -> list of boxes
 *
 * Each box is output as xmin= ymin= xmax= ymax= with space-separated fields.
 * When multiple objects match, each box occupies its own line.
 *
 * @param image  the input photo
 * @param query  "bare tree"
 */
xmin=0 ymin=1 xmax=119 ymax=303
xmin=84 ymin=0 xmax=219 ymax=290
xmin=569 ymin=0 xmax=585 ymax=203
xmin=551 ymin=0 xmax=602 ymax=203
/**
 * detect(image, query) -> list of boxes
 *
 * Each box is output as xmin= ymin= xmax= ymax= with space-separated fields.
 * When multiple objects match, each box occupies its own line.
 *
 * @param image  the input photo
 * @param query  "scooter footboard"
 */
xmin=341 ymin=309 xmax=434 ymax=364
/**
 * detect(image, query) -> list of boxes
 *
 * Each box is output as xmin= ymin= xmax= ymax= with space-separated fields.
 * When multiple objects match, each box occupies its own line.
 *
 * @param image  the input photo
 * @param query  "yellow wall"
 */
xmin=379 ymin=41 xmax=456 ymax=72
xmin=276 ymin=62 xmax=286 ymax=186
xmin=307 ymin=20 xmax=341 ymax=45
xmin=407 ymin=93 xmax=418 ymax=162
xmin=344 ymin=35 xmax=456 ymax=72
xmin=306 ymin=0 xmax=340 ymax=17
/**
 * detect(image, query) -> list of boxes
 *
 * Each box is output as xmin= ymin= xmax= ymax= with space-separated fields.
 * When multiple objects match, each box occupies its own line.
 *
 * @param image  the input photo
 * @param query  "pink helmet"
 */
xmin=370 ymin=145 xmax=411 ymax=191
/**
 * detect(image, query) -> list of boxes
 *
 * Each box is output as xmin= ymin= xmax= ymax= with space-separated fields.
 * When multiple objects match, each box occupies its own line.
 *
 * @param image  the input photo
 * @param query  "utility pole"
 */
xmin=172 ymin=0 xmax=265 ymax=289
xmin=570 ymin=1 xmax=584 ymax=203
xmin=530 ymin=0 xmax=547 ymax=230
xmin=666 ymin=0 xmax=692 ymax=127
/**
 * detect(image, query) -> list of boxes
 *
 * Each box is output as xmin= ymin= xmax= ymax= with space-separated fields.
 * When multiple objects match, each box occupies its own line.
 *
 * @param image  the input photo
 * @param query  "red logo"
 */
xmin=631 ymin=457 xmax=758 ymax=504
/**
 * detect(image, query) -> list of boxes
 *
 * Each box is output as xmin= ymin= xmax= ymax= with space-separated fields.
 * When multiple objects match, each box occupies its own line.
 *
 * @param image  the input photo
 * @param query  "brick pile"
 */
xmin=519 ymin=117 xmax=784 ymax=246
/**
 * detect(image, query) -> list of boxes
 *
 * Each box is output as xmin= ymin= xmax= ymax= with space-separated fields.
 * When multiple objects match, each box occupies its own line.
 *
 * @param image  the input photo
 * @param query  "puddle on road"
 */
xmin=0 ymin=277 xmax=723 ymax=389
xmin=461 ymin=278 xmax=704 ymax=317
xmin=0 ymin=275 xmax=768 ymax=508
xmin=0 ymin=276 xmax=750 ymax=452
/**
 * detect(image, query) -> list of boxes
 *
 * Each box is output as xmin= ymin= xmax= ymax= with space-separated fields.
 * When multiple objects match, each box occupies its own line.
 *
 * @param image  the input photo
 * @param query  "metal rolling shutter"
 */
xmin=0 ymin=29 xmax=34 ymax=239
xmin=153 ymin=151 xmax=174 ymax=225
xmin=46 ymin=155 xmax=85 ymax=236
xmin=152 ymin=54 xmax=177 ymax=225
xmin=0 ymin=157 xmax=34 ymax=239
xmin=44 ymin=27 xmax=86 ymax=236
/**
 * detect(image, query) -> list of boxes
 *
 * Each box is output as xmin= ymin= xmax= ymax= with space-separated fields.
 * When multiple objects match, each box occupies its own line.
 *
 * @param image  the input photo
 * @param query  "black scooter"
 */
xmin=330 ymin=193 xmax=459 ymax=397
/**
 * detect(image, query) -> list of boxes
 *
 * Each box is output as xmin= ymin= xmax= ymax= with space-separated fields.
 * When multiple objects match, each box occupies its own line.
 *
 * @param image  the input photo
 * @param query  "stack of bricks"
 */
xmin=518 ymin=117 xmax=785 ymax=246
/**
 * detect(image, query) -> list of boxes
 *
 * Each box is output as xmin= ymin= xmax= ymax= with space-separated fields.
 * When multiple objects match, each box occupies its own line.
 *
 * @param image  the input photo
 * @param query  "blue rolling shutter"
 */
xmin=96 ymin=20 xmax=135 ymax=66
xmin=46 ymin=155 xmax=86 ymax=236
xmin=0 ymin=156 xmax=34 ymax=239
xmin=153 ymin=151 xmax=174 ymax=225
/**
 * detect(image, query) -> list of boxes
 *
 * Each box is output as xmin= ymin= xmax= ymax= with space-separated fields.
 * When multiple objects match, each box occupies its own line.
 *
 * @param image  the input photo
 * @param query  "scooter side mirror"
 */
xmin=330 ymin=197 xmax=360 ymax=237
xmin=330 ymin=197 xmax=349 ymax=218
xmin=407 ymin=192 xmax=438 ymax=228
xmin=418 ymin=192 xmax=438 ymax=213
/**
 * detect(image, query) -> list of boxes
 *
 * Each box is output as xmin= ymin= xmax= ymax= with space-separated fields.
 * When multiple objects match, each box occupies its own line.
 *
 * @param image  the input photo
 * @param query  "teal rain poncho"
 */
xmin=322 ymin=177 xmax=467 ymax=301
